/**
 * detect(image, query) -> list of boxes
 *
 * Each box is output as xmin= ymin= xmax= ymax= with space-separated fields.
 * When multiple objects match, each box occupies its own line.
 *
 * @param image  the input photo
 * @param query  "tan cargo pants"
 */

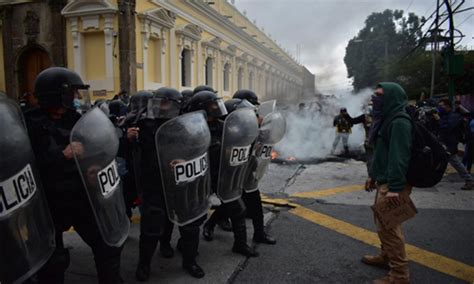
xmin=374 ymin=184 xmax=413 ymax=279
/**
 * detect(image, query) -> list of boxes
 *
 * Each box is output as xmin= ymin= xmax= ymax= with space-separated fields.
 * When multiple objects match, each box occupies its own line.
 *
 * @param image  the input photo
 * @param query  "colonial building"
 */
xmin=0 ymin=0 xmax=314 ymax=102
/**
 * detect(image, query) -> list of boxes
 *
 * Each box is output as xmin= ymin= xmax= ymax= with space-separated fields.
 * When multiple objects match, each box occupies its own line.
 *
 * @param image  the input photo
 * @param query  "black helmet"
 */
xmin=182 ymin=89 xmax=194 ymax=100
xmin=130 ymin=90 xmax=153 ymax=113
xmin=147 ymin=87 xmax=183 ymax=119
xmin=34 ymin=67 xmax=89 ymax=109
xmin=193 ymin=85 xmax=216 ymax=95
xmin=109 ymin=100 xmax=128 ymax=117
xmin=224 ymin=98 xmax=256 ymax=114
xmin=186 ymin=90 xmax=227 ymax=118
xmin=233 ymin=89 xmax=259 ymax=105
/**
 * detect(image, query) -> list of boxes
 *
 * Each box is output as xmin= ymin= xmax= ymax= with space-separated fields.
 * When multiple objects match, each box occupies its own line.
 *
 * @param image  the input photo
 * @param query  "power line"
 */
xmin=458 ymin=13 xmax=473 ymax=27
xmin=405 ymin=0 xmax=415 ymax=12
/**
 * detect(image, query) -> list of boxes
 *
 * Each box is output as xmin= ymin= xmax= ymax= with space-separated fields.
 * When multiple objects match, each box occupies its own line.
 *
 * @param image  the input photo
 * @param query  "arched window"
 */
xmin=223 ymin=63 xmax=230 ymax=91
xmin=181 ymin=49 xmax=192 ymax=87
xmin=205 ymin=57 xmax=213 ymax=87
xmin=237 ymin=67 xmax=243 ymax=89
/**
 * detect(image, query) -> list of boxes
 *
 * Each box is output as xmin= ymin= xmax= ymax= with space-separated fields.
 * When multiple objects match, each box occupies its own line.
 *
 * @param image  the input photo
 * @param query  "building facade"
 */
xmin=0 ymin=0 xmax=314 ymax=102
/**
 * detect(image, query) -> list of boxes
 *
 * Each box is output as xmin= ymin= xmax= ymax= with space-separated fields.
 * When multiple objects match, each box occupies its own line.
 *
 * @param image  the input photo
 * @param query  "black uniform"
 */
xmin=25 ymin=108 xmax=123 ymax=284
xmin=203 ymin=120 xmax=257 ymax=255
xmin=136 ymin=117 xmax=205 ymax=280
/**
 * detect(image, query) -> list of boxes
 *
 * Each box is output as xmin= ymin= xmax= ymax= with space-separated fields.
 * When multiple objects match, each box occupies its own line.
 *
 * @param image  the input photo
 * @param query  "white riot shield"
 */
xmin=156 ymin=112 xmax=212 ymax=226
xmin=70 ymin=107 xmax=130 ymax=247
xmin=253 ymin=112 xmax=287 ymax=183
xmin=217 ymin=108 xmax=259 ymax=203
xmin=257 ymin=100 xmax=276 ymax=118
xmin=0 ymin=99 xmax=55 ymax=284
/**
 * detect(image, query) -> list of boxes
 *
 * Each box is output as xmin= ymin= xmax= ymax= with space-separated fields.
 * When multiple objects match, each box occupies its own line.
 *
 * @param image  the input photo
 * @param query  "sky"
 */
xmin=234 ymin=0 xmax=474 ymax=94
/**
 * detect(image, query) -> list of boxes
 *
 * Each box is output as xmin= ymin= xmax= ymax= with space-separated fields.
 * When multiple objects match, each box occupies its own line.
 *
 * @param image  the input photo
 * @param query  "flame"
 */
xmin=287 ymin=156 xmax=297 ymax=161
xmin=271 ymin=150 xmax=278 ymax=160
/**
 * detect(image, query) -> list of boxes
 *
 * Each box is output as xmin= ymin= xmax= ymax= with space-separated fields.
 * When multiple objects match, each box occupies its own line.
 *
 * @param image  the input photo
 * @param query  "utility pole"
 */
xmin=444 ymin=0 xmax=455 ymax=102
xmin=384 ymin=40 xmax=388 ymax=81
xmin=430 ymin=0 xmax=440 ymax=98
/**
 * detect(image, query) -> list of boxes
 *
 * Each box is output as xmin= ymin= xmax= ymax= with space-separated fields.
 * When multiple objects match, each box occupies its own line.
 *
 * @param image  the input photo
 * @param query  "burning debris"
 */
xmin=270 ymin=89 xmax=372 ymax=165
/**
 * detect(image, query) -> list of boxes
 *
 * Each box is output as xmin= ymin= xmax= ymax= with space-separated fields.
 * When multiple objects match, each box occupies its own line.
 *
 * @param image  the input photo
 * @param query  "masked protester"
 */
xmin=190 ymin=91 xmax=260 ymax=258
xmin=24 ymin=67 xmax=127 ymax=284
xmin=331 ymin=108 xmax=353 ymax=155
xmin=363 ymin=83 xmax=413 ymax=284
xmin=437 ymin=98 xmax=473 ymax=190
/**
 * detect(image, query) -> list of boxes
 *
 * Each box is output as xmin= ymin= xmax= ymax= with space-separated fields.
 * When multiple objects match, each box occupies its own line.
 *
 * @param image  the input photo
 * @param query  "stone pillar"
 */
xmin=49 ymin=0 xmax=67 ymax=67
xmin=118 ymin=0 xmax=136 ymax=94
xmin=1 ymin=6 xmax=15 ymax=99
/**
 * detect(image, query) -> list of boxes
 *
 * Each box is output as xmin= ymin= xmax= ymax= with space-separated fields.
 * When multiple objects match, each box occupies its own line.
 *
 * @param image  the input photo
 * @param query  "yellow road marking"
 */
xmin=261 ymin=197 xmax=298 ymax=208
xmin=291 ymin=184 xmax=365 ymax=199
xmin=290 ymin=205 xmax=474 ymax=282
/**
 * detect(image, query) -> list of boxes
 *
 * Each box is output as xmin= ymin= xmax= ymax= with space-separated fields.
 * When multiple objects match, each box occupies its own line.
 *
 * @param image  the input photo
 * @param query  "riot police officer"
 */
xmin=25 ymin=67 xmax=125 ymax=283
xmin=187 ymin=91 xmax=259 ymax=257
xmin=233 ymin=90 xmax=277 ymax=244
xmin=136 ymin=87 xmax=207 ymax=281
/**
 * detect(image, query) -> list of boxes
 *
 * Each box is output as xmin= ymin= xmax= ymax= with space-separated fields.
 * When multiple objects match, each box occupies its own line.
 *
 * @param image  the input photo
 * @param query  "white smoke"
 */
xmin=274 ymin=88 xmax=372 ymax=160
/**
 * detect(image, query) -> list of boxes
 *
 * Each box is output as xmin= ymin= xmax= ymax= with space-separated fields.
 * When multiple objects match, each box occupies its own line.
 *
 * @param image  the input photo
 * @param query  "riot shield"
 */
xmin=217 ymin=108 xmax=259 ymax=203
xmin=155 ymin=111 xmax=212 ymax=226
xmin=0 ymin=100 xmax=55 ymax=284
xmin=253 ymin=111 xmax=287 ymax=183
xmin=70 ymin=107 xmax=130 ymax=247
xmin=257 ymin=100 xmax=276 ymax=118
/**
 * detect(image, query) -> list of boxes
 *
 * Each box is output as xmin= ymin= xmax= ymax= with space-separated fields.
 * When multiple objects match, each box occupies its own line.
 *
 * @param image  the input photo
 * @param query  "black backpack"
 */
xmin=382 ymin=112 xmax=449 ymax=188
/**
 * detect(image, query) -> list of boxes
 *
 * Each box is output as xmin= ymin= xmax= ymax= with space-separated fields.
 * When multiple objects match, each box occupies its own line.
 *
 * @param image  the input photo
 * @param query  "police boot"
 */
xmin=203 ymin=209 xmax=222 ymax=241
xmin=183 ymin=261 xmax=205 ymax=279
xmin=231 ymin=217 xmax=259 ymax=257
xmin=136 ymin=237 xmax=158 ymax=282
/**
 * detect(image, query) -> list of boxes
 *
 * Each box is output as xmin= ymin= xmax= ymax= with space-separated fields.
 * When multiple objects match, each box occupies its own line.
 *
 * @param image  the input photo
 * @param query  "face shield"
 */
xmin=235 ymin=99 xmax=256 ymax=110
xmin=146 ymin=98 xmax=181 ymax=119
xmin=63 ymin=84 xmax=90 ymax=110
xmin=207 ymin=98 xmax=228 ymax=118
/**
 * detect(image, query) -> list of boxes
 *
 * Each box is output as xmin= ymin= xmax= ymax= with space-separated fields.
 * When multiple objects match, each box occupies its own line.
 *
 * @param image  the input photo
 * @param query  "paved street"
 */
xmin=64 ymin=160 xmax=474 ymax=283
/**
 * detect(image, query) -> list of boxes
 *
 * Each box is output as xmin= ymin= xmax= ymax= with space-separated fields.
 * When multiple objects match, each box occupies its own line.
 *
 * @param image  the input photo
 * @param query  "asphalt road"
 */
xmin=62 ymin=160 xmax=474 ymax=283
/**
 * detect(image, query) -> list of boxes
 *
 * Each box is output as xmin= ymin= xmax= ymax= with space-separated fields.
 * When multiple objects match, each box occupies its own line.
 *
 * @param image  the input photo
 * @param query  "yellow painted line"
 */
xmin=445 ymin=165 xmax=457 ymax=175
xmin=261 ymin=197 xmax=299 ymax=208
xmin=290 ymin=205 xmax=474 ymax=283
xmin=291 ymin=184 xmax=365 ymax=199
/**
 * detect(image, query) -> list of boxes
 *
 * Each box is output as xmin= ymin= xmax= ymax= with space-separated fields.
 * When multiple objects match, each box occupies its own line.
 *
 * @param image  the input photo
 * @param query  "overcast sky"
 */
xmin=234 ymin=0 xmax=474 ymax=93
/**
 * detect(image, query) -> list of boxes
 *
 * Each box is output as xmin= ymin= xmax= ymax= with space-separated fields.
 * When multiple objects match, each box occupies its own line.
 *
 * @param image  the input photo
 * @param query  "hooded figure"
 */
xmin=363 ymin=82 xmax=413 ymax=284
xmin=369 ymin=82 xmax=412 ymax=192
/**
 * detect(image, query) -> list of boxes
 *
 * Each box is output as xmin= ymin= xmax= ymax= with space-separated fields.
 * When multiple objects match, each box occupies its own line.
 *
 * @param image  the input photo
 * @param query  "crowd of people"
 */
xmin=2 ymin=67 xmax=471 ymax=284
xmin=0 ymin=67 xmax=285 ymax=284
xmin=333 ymin=94 xmax=473 ymax=191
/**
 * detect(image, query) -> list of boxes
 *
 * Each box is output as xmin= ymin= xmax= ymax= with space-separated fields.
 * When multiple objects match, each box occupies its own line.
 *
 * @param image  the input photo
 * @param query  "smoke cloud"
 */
xmin=274 ymin=89 xmax=372 ymax=160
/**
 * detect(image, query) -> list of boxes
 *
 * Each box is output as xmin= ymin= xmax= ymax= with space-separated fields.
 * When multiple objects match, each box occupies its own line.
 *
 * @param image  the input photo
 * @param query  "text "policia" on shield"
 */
xmin=230 ymin=145 xmax=251 ymax=166
xmin=254 ymin=144 xmax=273 ymax=160
xmin=0 ymin=164 xmax=37 ymax=218
xmin=174 ymin=153 xmax=208 ymax=184
xmin=97 ymin=160 xmax=121 ymax=197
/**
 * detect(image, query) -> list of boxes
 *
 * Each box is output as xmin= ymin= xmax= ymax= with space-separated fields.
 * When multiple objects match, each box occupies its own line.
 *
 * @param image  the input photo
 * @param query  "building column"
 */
xmin=169 ymin=28 xmax=177 ymax=88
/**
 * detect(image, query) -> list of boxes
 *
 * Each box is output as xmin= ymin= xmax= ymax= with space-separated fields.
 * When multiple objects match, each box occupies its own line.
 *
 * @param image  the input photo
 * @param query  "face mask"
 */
xmin=371 ymin=95 xmax=383 ymax=118
xmin=73 ymin=98 xmax=81 ymax=110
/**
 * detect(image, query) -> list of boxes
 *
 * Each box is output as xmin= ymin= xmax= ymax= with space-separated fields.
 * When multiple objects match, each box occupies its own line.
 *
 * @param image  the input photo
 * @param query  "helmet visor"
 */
xmin=207 ymin=98 xmax=228 ymax=117
xmin=146 ymin=98 xmax=181 ymax=119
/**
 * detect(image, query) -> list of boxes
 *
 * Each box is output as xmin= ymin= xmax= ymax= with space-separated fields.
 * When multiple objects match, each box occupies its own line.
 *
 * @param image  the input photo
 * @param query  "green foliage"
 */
xmin=344 ymin=9 xmax=426 ymax=96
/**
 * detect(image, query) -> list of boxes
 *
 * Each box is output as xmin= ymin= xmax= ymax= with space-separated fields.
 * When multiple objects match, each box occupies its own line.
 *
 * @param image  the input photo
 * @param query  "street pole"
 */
xmin=444 ymin=0 xmax=455 ymax=102
xmin=384 ymin=40 xmax=388 ymax=81
xmin=430 ymin=0 xmax=440 ymax=98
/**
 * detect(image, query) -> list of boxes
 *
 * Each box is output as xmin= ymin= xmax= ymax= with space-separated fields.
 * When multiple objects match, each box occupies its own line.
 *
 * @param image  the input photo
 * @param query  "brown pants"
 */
xmin=374 ymin=184 xmax=413 ymax=279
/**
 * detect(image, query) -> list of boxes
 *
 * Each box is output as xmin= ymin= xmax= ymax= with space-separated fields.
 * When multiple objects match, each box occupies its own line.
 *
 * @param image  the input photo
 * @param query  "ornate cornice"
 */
xmin=61 ymin=0 xmax=117 ymax=17
xmin=138 ymin=7 xmax=175 ymax=29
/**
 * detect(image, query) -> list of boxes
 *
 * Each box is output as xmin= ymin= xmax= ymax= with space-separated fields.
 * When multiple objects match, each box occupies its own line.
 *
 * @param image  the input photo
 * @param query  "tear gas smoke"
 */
xmin=274 ymin=89 xmax=372 ymax=160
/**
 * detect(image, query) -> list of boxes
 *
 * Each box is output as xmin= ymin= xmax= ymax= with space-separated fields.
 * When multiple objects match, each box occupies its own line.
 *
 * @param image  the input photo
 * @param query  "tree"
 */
xmin=344 ymin=9 xmax=425 ymax=92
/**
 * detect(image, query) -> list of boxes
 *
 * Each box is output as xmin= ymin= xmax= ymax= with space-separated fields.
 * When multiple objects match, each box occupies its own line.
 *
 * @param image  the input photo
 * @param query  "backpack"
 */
xmin=382 ymin=112 xmax=449 ymax=188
